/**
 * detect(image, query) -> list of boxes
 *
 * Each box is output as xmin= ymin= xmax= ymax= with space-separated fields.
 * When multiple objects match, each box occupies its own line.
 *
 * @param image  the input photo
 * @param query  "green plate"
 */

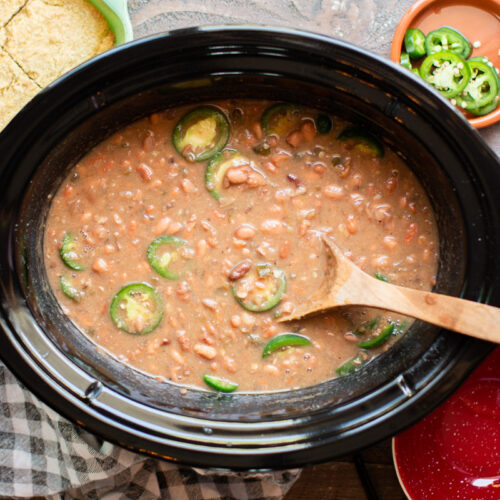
xmin=88 ymin=0 xmax=133 ymax=45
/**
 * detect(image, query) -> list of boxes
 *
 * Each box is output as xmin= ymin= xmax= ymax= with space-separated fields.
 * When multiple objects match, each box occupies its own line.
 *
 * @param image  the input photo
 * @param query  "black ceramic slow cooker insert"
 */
xmin=0 ymin=27 xmax=498 ymax=469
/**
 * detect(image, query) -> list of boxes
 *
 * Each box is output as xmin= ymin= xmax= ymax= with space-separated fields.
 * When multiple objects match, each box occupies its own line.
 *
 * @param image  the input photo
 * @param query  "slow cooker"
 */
xmin=0 ymin=27 xmax=498 ymax=469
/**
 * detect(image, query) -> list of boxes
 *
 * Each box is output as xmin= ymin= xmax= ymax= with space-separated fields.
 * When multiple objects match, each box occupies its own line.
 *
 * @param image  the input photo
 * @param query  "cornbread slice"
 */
xmin=0 ymin=48 xmax=40 ymax=130
xmin=0 ymin=0 xmax=27 ymax=26
xmin=2 ymin=0 xmax=114 ymax=87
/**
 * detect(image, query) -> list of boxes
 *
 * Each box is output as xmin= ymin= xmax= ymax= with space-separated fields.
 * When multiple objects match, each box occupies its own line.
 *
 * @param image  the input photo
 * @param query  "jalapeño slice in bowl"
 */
xmin=206 ymin=150 xmax=261 ymax=200
xmin=337 ymin=127 xmax=384 ymax=157
xmin=315 ymin=113 xmax=332 ymax=134
xmin=110 ymin=283 xmax=163 ymax=335
xmin=262 ymin=333 xmax=312 ymax=358
xmin=425 ymin=26 xmax=471 ymax=59
xmin=358 ymin=322 xmax=395 ymax=349
xmin=404 ymin=28 xmax=426 ymax=59
xmin=353 ymin=316 xmax=380 ymax=336
xmin=203 ymin=374 xmax=238 ymax=393
xmin=420 ymin=51 xmax=470 ymax=99
xmin=60 ymin=232 xmax=85 ymax=271
xmin=147 ymin=235 xmax=187 ymax=280
xmin=172 ymin=106 xmax=229 ymax=162
xmin=400 ymin=52 xmax=412 ymax=71
xmin=231 ymin=263 xmax=286 ymax=312
xmin=468 ymin=98 xmax=499 ymax=116
xmin=261 ymin=103 xmax=302 ymax=137
xmin=336 ymin=350 xmax=371 ymax=376
xmin=60 ymin=276 xmax=81 ymax=302
xmin=456 ymin=59 xmax=498 ymax=110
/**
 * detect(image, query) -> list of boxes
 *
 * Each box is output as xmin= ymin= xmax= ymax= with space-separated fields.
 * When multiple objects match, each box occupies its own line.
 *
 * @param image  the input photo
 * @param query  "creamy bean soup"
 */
xmin=44 ymin=101 xmax=438 ymax=392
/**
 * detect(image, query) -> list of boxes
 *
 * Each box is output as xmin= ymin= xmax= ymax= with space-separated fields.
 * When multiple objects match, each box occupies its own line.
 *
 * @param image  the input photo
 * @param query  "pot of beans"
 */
xmin=0 ymin=26 xmax=498 ymax=469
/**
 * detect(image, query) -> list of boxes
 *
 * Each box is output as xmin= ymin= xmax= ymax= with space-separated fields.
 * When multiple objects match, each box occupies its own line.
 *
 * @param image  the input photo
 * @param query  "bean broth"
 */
xmin=44 ymin=100 xmax=439 ymax=392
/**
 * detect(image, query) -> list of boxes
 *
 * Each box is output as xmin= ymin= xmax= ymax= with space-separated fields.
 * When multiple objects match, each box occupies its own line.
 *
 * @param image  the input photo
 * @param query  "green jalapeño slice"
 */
xmin=315 ymin=113 xmax=333 ymax=134
xmin=424 ymin=26 xmax=471 ymax=59
xmin=400 ymin=52 xmax=413 ymax=70
xmin=232 ymin=263 xmax=286 ymax=312
xmin=337 ymin=126 xmax=384 ymax=157
xmin=261 ymin=103 xmax=302 ymax=137
xmin=60 ymin=232 xmax=85 ymax=271
xmin=147 ymin=236 xmax=187 ymax=280
xmin=203 ymin=374 xmax=238 ymax=393
xmin=172 ymin=106 xmax=229 ymax=162
xmin=404 ymin=28 xmax=426 ymax=59
xmin=336 ymin=351 xmax=371 ymax=376
xmin=110 ymin=283 xmax=163 ymax=335
xmin=206 ymin=150 xmax=263 ymax=201
xmin=60 ymin=276 xmax=81 ymax=302
xmin=420 ymin=51 xmax=470 ymax=98
xmin=358 ymin=322 xmax=395 ymax=349
xmin=456 ymin=58 xmax=499 ymax=110
xmin=262 ymin=333 xmax=312 ymax=358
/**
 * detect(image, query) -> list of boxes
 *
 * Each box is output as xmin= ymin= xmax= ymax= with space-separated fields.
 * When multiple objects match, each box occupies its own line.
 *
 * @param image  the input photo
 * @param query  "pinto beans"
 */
xmin=136 ymin=163 xmax=153 ymax=182
xmin=154 ymin=216 xmax=171 ymax=235
xmin=300 ymin=120 xmax=316 ymax=142
xmin=228 ymin=260 xmax=252 ymax=281
xmin=226 ymin=167 xmax=248 ymax=185
xmin=279 ymin=240 xmax=290 ymax=259
xmin=194 ymin=343 xmax=217 ymax=360
xmin=286 ymin=130 xmax=303 ymax=148
xmin=323 ymin=184 xmax=345 ymax=199
xmin=260 ymin=219 xmax=283 ymax=235
xmin=92 ymin=258 xmax=108 ymax=273
xmin=235 ymin=224 xmax=256 ymax=240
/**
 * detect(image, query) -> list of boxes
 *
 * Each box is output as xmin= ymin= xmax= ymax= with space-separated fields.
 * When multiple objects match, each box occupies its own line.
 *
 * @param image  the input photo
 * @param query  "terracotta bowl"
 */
xmin=391 ymin=0 xmax=500 ymax=129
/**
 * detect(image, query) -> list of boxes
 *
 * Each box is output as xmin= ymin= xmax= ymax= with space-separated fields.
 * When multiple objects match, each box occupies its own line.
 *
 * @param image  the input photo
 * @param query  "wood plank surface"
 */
xmin=285 ymin=440 xmax=406 ymax=500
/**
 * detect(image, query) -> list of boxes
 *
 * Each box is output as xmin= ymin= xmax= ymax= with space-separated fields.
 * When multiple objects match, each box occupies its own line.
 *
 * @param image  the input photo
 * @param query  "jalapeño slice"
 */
xmin=60 ymin=232 xmax=85 ymax=271
xmin=110 ymin=283 xmax=163 ymax=335
xmin=261 ymin=103 xmax=302 ymax=137
xmin=315 ymin=114 xmax=333 ymax=134
xmin=203 ymin=374 xmax=238 ymax=393
xmin=231 ymin=263 xmax=286 ymax=312
xmin=337 ymin=127 xmax=384 ymax=157
xmin=147 ymin=236 xmax=187 ymax=280
xmin=404 ymin=28 xmax=426 ymax=59
xmin=358 ymin=322 xmax=395 ymax=349
xmin=456 ymin=59 xmax=498 ymax=110
xmin=60 ymin=276 xmax=81 ymax=302
xmin=425 ymin=26 xmax=471 ymax=59
xmin=262 ymin=333 xmax=312 ymax=358
xmin=420 ymin=51 xmax=470 ymax=98
xmin=353 ymin=316 xmax=380 ymax=336
xmin=400 ymin=52 xmax=413 ymax=70
xmin=336 ymin=351 xmax=371 ymax=376
xmin=468 ymin=98 xmax=499 ymax=116
xmin=172 ymin=106 xmax=229 ymax=162
xmin=205 ymin=150 xmax=258 ymax=201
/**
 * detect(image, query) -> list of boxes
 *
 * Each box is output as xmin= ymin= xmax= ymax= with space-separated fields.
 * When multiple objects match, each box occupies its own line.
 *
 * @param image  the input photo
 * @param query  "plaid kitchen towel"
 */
xmin=0 ymin=363 xmax=300 ymax=499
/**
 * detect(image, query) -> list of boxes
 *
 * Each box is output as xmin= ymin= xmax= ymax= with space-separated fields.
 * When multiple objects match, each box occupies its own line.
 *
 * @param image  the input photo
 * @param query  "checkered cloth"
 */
xmin=0 ymin=363 xmax=300 ymax=499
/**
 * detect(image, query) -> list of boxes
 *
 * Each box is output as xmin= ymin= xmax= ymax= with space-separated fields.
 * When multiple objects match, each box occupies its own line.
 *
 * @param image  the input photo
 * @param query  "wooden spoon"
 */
xmin=278 ymin=234 xmax=500 ymax=343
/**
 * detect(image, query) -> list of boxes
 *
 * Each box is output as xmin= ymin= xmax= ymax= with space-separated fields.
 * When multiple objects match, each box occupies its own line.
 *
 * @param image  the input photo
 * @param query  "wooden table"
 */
xmin=285 ymin=439 xmax=405 ymax=499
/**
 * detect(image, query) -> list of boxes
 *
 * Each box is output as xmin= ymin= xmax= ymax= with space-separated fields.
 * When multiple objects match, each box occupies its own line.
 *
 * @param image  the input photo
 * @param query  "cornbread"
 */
xmin=0 ymin=48 xmax=40 ymax=131
xmin=2 ymin=0 xmax=114 ymax=87
xmin=0 ymin=0 xmax=26 ymax=26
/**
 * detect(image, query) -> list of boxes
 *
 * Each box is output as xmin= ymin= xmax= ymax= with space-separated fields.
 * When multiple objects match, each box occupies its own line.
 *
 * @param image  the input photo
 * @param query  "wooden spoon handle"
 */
xmin=364 ymin=281 xmax=500 ymax=343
